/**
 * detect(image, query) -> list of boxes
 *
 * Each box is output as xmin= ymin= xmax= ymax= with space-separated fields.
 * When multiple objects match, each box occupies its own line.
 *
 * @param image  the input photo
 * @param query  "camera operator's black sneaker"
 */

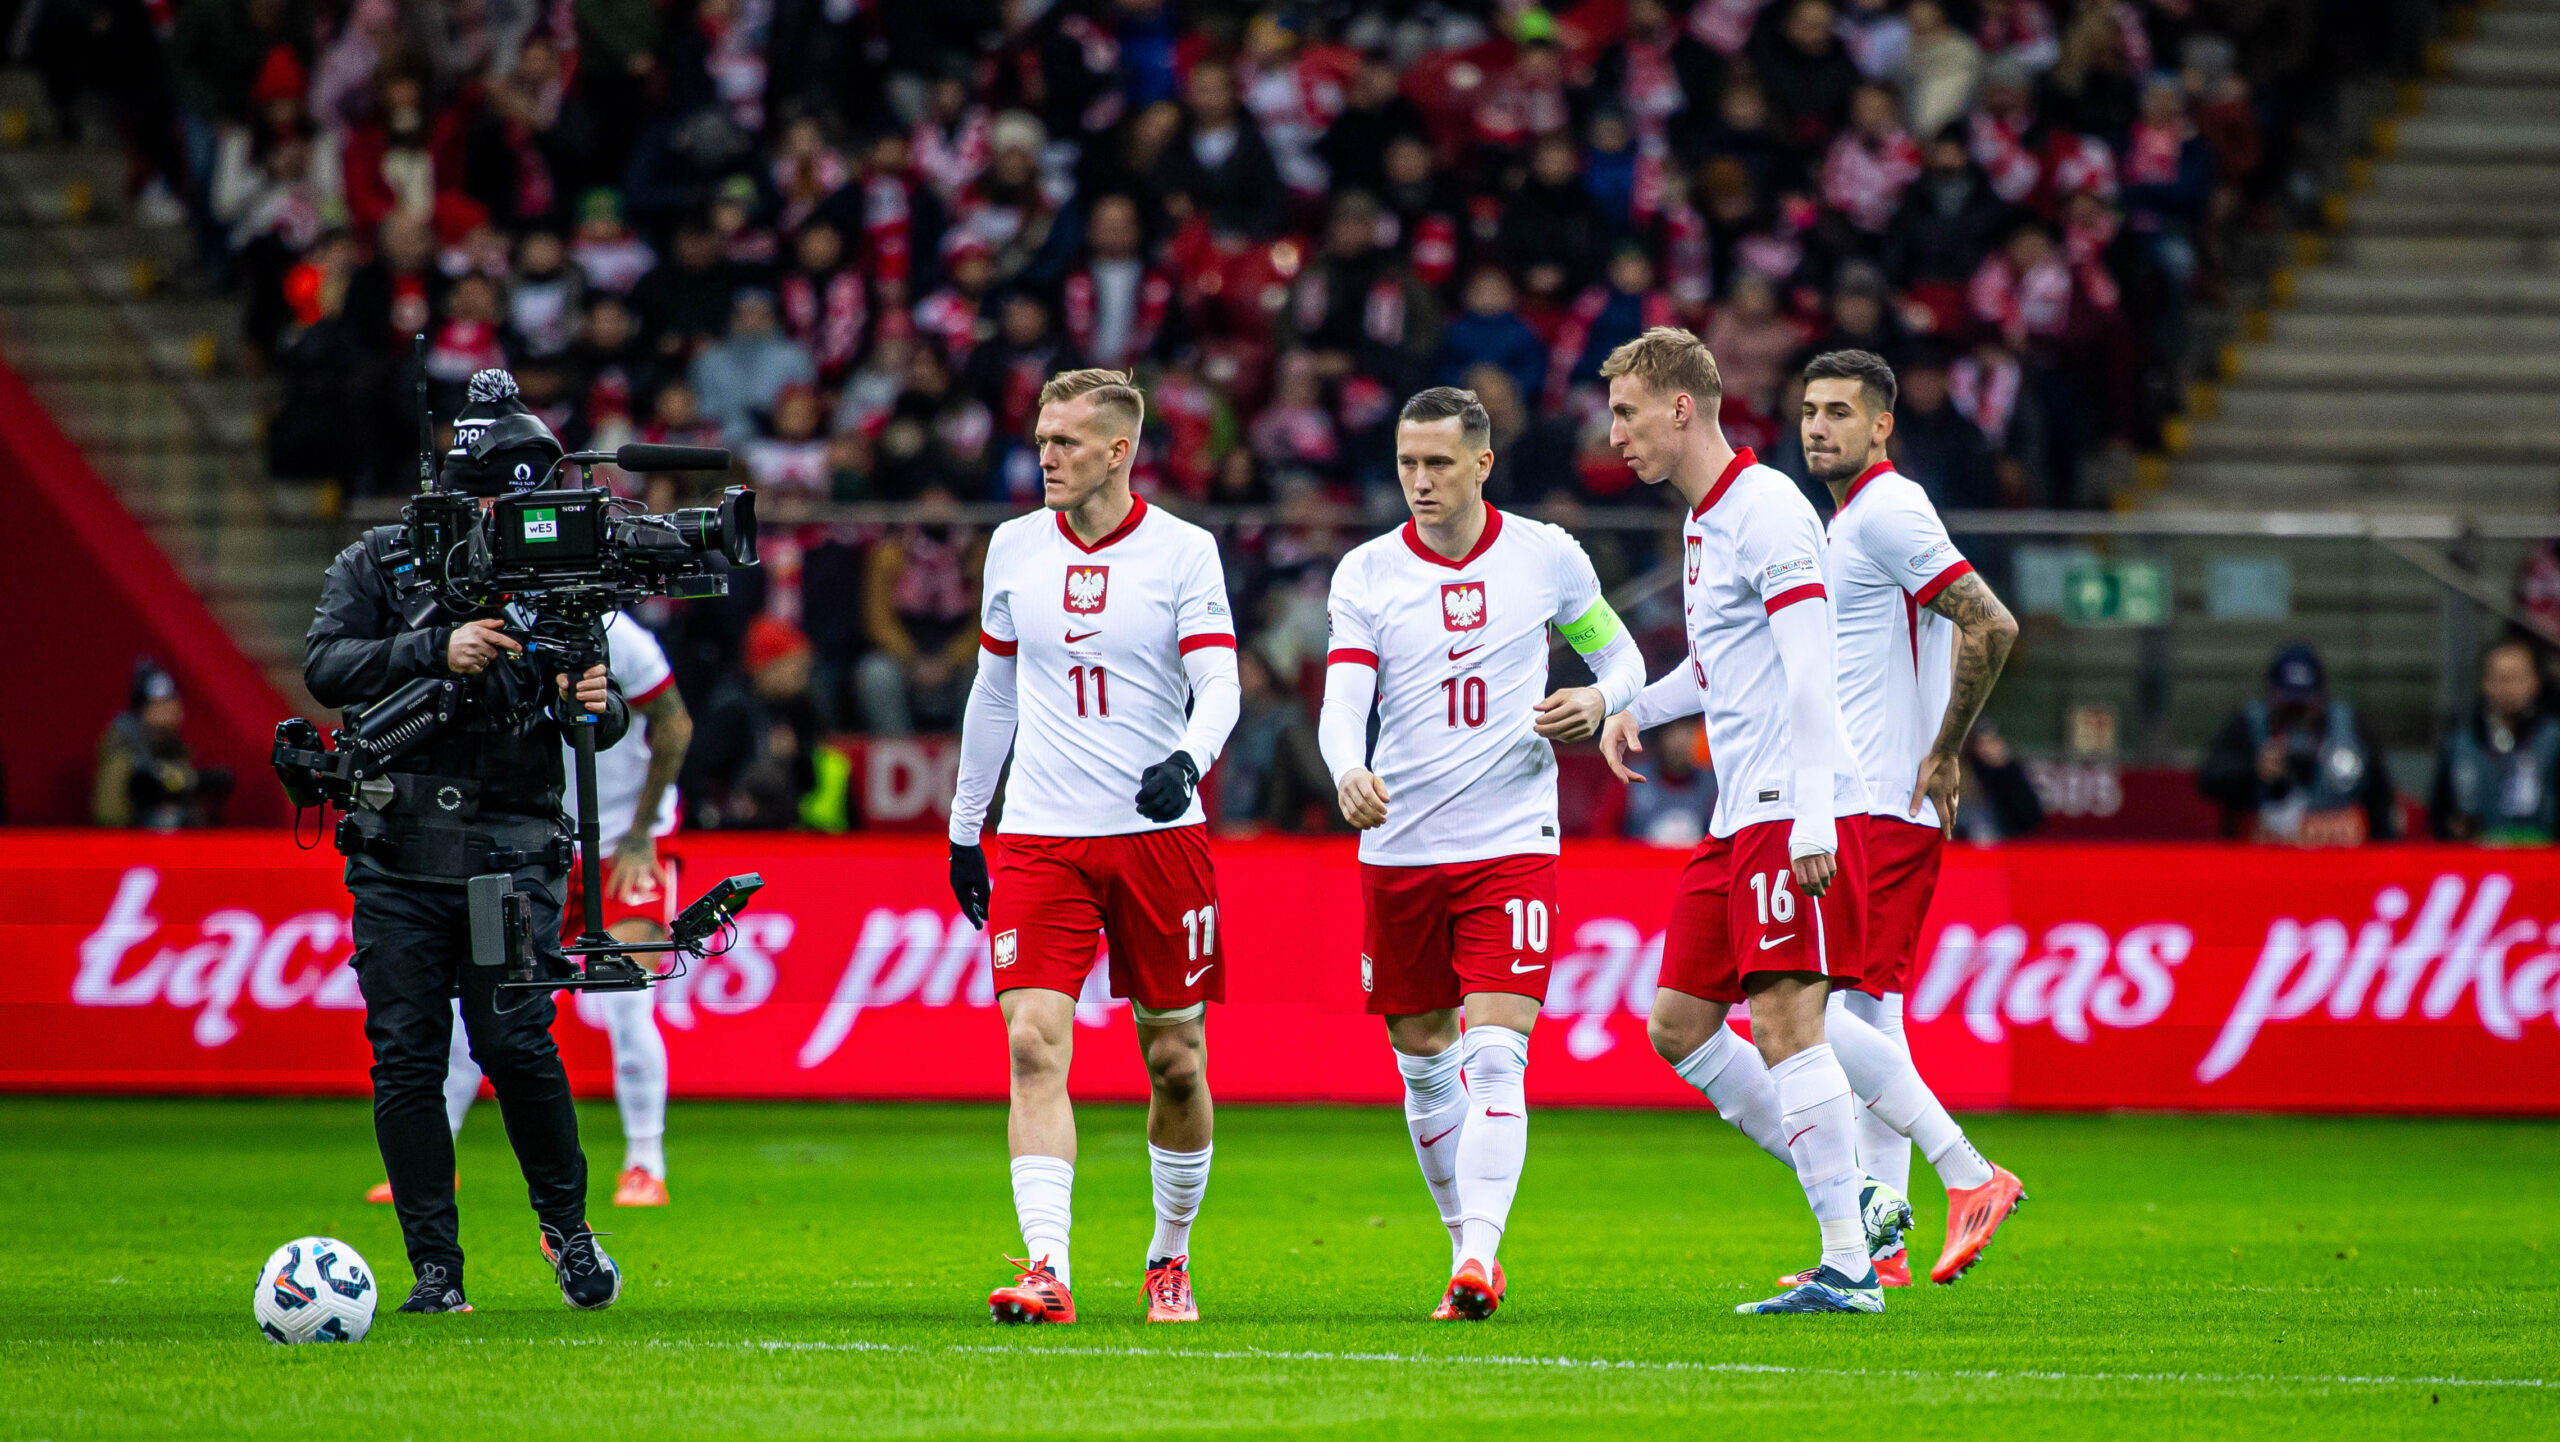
xmin=397 ymin=1264 xmax=471 ymax=1313
xmin=540 ymin=1221 xmax=623 ymax=1310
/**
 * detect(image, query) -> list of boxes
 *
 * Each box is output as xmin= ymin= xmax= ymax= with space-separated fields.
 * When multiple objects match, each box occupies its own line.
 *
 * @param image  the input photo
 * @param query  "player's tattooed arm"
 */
xmin=1912 ymin=571 xmax=2020 ymax=835
xmin=611 ymin=686 xmax=693 ymax=898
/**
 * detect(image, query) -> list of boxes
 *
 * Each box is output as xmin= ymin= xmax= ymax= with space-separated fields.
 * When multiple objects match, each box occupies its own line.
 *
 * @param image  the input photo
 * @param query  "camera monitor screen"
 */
xmin=494 ymin=490 xmax=608 ymax=567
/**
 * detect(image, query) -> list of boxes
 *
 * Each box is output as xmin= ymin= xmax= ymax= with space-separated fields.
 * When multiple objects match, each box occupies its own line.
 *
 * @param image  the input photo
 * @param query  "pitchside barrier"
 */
xmin=4 ymin=831 xmax=2555 ymax=1114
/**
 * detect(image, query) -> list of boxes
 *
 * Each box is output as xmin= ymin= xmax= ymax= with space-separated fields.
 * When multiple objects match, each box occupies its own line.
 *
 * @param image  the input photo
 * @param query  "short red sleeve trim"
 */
xmin=1327 ymin=647 xmax=1380 ymax=669
xmin=1764 ymin=583 xmax=1828 ymax=615
xmin=1912 ymin=559 xmax=1976 ymax=608
xmin=980 ymin=631 xmax=1019 ymax=656
xmin=1177 ymin=632 xmax=1237 ymax=654
xmin=628 ymin=674 xmax=677 ymax=707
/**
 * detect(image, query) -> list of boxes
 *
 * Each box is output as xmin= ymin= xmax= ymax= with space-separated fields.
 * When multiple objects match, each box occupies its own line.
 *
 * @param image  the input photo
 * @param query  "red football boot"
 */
xmin=1143 ymin=1257 xmax=1198 ymax=1323
xmin=988 ymin=1256 xmax=1077 ymax=1324
xmin=1432 ymin=1260 xmax=1506 ymax=1321
xmin=1932 ymin=1166 xmax=2027 ymax=1285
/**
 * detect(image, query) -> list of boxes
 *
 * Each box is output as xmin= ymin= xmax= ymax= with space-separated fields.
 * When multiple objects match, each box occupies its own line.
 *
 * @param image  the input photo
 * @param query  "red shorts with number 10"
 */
xmin=987 ymin=826 xmax=1224 ymax=1012
xmin=1658 ymin=817 xmax=1869 ymax=1004
xmin=1359 ymin=854 xmax=1560 ymax=1015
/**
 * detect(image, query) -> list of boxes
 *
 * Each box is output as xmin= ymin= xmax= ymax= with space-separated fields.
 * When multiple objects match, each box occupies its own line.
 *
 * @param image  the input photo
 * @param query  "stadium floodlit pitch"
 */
xmin=0 ymin=1099 xmax=2551 ymax=1440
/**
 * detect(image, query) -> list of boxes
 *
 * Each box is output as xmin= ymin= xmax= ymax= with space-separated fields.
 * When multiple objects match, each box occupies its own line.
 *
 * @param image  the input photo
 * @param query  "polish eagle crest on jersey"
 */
xmin=1440 ymin=581 xmax=1487 ymax=632
xmin=1064 ymin=565 xmax=1109 ymax=614
xmin=1685 ymin=534 xmax=1702 ymax=584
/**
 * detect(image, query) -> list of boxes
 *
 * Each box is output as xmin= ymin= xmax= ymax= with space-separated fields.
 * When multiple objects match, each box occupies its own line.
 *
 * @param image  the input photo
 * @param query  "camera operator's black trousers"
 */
xmin=348 ymin=870 xmax=588 ymax=1285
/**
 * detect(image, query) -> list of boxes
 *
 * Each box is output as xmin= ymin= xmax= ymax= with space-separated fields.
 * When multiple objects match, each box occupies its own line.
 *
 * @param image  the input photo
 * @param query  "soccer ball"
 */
xmin=253 ymin=1237 xmax=378 ymax=1344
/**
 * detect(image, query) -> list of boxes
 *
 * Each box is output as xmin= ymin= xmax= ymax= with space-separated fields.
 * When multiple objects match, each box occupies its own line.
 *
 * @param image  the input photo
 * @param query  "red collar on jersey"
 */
xmin=1056 ymin=493 xmax=1148 ymax=553
xmin=1400 ymin=503 xmax=1504 ymax=569
xmin=1691 ymin=448 xmax=1757 ymax=518
xmin=1838 ymin=460 xmax=1896 ymax=513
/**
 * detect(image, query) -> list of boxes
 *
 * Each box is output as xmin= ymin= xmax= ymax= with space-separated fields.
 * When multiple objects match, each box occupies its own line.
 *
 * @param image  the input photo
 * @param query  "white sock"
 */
xmin=1146 ymin=1143 xmax=1213 ymax=1263
xmin=595 ymin=988 xmax=670 ymax=1176
xmin=1670 ymin=1025 xmax=1793 ymax=1166
xmin=442 ymin=1003 xmax=482 ymax=1138
xmin=1839 ymin=993 xmax=1911 ymax=1203
xmin=1395 ymin=1045 xmax=1469 ymax=1268
xmin=1826 ymin=993 xmax=1993 ymax=1192
xmin=1453 ymin=1025 xmax=1530 ymax=1272
xmin=1770 ymin=1043 xmax=1868 ymax=1278
xmin=1009 ymin=1155 xmax=1075 ymax=1287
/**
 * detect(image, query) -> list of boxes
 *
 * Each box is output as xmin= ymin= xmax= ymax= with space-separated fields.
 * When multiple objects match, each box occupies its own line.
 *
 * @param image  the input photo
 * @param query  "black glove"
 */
xmin=1134 ymin=750 xmax=1201 ymax=822
xmin=949 ymin=841 xmax=990 ymax=929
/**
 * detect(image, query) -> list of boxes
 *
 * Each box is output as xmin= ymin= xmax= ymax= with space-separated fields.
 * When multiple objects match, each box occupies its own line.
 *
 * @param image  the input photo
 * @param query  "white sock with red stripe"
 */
xmin=1453 ymin=1025 xmax=1530 ymax=1273
xmin=1839 ymin=992 xmax=1910 ymax=1201
xmin=1009 ymin=1154 xmax=1074 ymax=1287
xmin=592 ymin=988 xmax=669 ymax=1178
xmin=1394 ymin=1044 xmax=1469 ymax=1269
xmin=1146 ymin=1143 xmax=1212 ymax=1263
xmin=1671 ymin=1025 xmax=1792 ymax=1166
xmin=1770 ymin=1043 xmax=1869 ymax=1278
xmin=1826 ymin=993 xmax=1993 ymax=1193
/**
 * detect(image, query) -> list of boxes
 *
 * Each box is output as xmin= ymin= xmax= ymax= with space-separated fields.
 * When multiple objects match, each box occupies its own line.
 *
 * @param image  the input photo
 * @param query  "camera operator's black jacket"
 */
xmin=306 ymin=525 xmax=632 ymax=836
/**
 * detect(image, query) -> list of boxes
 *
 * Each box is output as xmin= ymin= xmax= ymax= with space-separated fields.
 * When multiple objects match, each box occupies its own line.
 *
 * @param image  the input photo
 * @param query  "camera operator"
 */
xmin=304 ymin=370 xmax=631 ymax=1316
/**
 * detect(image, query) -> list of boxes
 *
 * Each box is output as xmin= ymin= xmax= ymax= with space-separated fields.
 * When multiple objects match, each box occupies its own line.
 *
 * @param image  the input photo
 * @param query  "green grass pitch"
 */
xmin=1 ymin=1099 xmax=2553 ymax=1440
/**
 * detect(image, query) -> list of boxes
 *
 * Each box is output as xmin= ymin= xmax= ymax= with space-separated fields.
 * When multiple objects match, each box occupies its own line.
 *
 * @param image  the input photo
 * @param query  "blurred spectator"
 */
xmin=2430 ymin=640 xmax=2559 ymax=844
xmin=1822 ymin=84 xmax=1922 ymax=235
xmin=1953 ymin=720 xmax=2044 ymax=841
xmin=1621 ymin=719 xmax=1718 ymax=847
xmin=690 ymin=288 xmax=814 ymax=445
xmin=1438 ymin=268 xmax=1547 ymax=405
xmin=1897 ymin=1 xmax=1984 ymax=142
xmin=1156 ymin=59 xmax=1283 ymax=237
xmin=856 ymin=487 xmax=987 ymax=736
xmin=1500 ymin=134 xmax=1608 ymax=288
xmin=1752 ymin=0 xmax=1864 ymax=150
xmin=1886 ymin=344 xmax=2002 ymax=511
xmin=1063 ymin=194 xmax=1179 ymax=373
xmin=1702 ymin=273 xmax=1804 ymax=418
xmin=743 ymin=385 xmax=830 ymax=499
xmin=2201 ymin=643 xmax=2399 ymax=845
xmin=93 ymin=659 xmax=232 ymax=829
xmin=686 ymin=616 xmax=822 ymax=829
xmin=1219 ymin=650 xmax=1336 ymax=831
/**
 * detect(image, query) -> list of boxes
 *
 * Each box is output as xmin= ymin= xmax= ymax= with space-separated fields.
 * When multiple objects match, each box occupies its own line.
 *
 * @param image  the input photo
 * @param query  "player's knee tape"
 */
xmin=1133 ymin=1000 xmax=1206 ymax=1025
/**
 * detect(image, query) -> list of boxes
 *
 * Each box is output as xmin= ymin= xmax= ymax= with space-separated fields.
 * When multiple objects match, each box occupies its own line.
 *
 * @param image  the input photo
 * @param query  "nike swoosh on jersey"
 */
xmin=1184 ymin=964 xmax=1216 ymax=986
xmin=1509 ymin=960 xmax=1546 ymax=973
xmin=1446 ymin=641 xmax=1485 ymax=661
xmin=1759 ymin=934 xmax=1797 ymax=950
xmin=1064 ymin=628 xmax=1101 ymax=643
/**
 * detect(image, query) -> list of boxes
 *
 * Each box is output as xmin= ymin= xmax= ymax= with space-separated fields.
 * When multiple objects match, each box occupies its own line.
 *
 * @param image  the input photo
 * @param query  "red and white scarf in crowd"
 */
xmin=2124 ymin=119 xmax=2187 ymax=187
xmin=1950 ymin=352 xmax=2022 ymax=446
xmin=1687 ymin=0 xmax=1769 ymax=54
xmin=780 ymin=267 xmax=869 ymax=379
xmin=1969 ymin=110 xmax=2043 ymax=204
xmin=1546 ymin=286 xmax=1675 ymax=410
xmin=912 ymin=108 xmax=992 ymax=203
xmin=1977 ymin=0 xmax=2057 ymax=66
xmin=1663 ymin=201 xmax=1712 ymax=307
xmin=2046 ymin=133 xmax=2119 ymax=205
xmin=863 ymin=169 xmax=914 ymax=287
xmin=1621 ymin=34 xmax=1685 ymax=145
xmin=1822 ymin=127 xmax=1922 ymax=233
xmin=1062 ymin=265 xmax=1175 ymax=371
xmin=913 ymin=287 xmax=982 ymax=365
xmin=2063 ymin=207 xmax=2124 ymax=310
xmin=1968 ymin=249 xmax=2075 ymax=347
xmin=773 ymin=145 xmax=851 ymax=233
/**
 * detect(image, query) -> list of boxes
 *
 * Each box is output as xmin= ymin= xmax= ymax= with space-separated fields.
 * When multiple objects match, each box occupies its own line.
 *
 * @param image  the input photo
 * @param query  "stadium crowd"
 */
xmin=40 ymin=0 xmax=2447 ymax=830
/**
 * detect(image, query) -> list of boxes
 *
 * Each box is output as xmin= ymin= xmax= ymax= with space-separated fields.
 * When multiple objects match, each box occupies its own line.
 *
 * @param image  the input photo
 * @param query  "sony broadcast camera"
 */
xmin=273 ymin=362 xmax=764 ymax=996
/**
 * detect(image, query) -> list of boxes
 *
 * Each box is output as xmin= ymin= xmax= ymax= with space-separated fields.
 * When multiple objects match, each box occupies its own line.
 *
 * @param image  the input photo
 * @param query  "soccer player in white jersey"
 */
xmin=1320 ymin=388 xmax=1648 ymax=1321
xmin=364 ymin=611 xmax=693 ymax=1209
xmin=1591 ymin=328 xmax=1908 ymax=1315
xmin=947 ymin=369 xmax=1242 ymax=1327
xmin=1795 ymin=349 xmax=2026 ymax=1285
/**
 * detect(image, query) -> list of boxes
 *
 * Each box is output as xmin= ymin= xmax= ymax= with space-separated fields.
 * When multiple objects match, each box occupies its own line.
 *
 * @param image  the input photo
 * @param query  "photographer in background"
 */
xmin=92 ymin=658 xmax=232 ymax=829
xmin=304 ymin=369 xmax=631 ymax=1317
xmin=2430 ymin=639 xmax=2559 ymax=844
xmin=2201 ymin=642 xmax=2398 ymax=846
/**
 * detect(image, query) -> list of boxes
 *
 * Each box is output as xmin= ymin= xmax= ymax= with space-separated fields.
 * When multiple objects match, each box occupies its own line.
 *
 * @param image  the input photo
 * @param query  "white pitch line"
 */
xmin=28 ymin=1337 xmax=2551 ymax=1391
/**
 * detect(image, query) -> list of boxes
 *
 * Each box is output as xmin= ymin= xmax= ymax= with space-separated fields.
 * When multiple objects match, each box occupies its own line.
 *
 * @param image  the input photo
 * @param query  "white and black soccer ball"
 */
xmin=253 ymin=1237 xmax=378 ymax=1344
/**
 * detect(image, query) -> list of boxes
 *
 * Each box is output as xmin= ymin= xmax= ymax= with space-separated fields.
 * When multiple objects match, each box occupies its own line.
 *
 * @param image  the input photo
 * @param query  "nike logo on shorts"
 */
xmin=1509 ymin=960 xmax=1546 ymax=973
xmin=1065 ymin=628 xmax=1101 ymax=643
xmin=1184 ymin=964 xmax=1216 ymax=986
xmin=1759 ymin=934 xmax=1796 ymax=950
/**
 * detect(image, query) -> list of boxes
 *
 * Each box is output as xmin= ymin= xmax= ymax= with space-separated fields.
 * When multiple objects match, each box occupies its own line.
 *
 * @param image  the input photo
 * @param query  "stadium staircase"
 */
xmin=2169 ymin=0 xmax=2560 ymax=515
xmin=0 ymin=71 xmax=330 ymax=717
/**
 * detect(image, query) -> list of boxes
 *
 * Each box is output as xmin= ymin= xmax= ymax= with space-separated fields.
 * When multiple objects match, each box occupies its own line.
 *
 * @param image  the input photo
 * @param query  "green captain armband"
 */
xmin=1558 ymin=596 xmax=1626 ymax=656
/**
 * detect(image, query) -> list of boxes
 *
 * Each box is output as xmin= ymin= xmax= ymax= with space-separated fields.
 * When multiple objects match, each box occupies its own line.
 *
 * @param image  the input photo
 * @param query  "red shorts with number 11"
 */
xmin=987 ymin=826 xmax=1224 ymax=1012
xmin=1658 ymin=817 xmax=1869 ymax=1004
